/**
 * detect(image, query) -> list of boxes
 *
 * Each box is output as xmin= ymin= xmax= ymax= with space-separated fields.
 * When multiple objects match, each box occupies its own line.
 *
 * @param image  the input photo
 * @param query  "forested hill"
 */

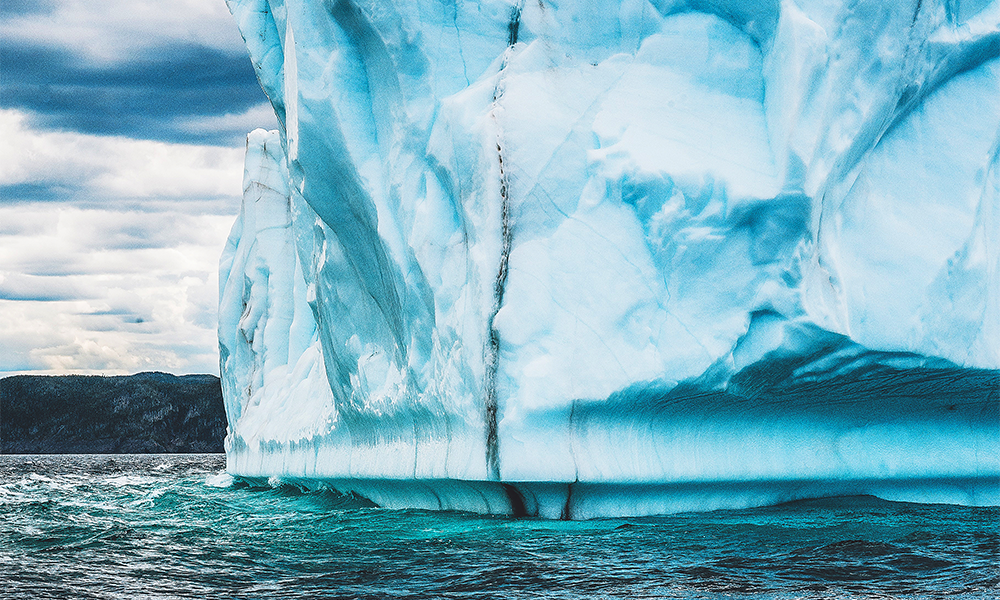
xmin=0 ymin=372 xmax=226 ymax=454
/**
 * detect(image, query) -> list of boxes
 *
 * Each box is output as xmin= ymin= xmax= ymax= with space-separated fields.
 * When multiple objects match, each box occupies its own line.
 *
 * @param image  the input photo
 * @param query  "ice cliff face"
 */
xmin=220 ymin=0 xmax=1000 ymax=515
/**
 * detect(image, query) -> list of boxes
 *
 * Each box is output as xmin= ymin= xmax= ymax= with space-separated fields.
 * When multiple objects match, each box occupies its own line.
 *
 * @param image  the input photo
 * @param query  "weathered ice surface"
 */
xmin=220 ymin=0 xmax=1000 ymax=516
xmin=0 ymin=373 xmax=226 ymax=454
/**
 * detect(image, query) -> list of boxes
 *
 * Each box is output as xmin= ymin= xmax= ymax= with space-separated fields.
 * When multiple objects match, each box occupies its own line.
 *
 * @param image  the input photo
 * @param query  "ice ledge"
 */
xmin=230 ymin=475 xmax=1000 ymax=519
xmin=223 ymin=297 xmax=1000 ymax=511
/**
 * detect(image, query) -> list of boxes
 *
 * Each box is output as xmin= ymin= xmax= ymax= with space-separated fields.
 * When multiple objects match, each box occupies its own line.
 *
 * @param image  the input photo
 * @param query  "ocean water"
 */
xmin=1 ymin=454 xmax=997 ymax=599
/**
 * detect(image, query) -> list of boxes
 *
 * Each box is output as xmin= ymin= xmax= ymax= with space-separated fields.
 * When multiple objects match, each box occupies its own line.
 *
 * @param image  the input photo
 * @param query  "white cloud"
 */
xmin=0 ymin=271 xmax=105 ymax=301
xmin=0 ymin=0 xmax=247 ymax=62
xmin=0 ymin=112 xmax=246 ymax=376
xmin=176 ymin=102 xmax=280 ymax=147
xmin=0 ymin=206 xmax=235 ymax=375
xmin=1 ymin=109 xmax=245 ymax=206
xmin=0 ymin=0 xmax=261 ymax=376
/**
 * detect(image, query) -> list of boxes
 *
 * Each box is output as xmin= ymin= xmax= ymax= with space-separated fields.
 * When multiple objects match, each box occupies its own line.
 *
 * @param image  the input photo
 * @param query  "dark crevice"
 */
xmin=501 ymin=483 xmax=528 ymax=517
xmin=484 ymin=326 xmax=502 ymax=480
xmin=568 ymin=400 xmax=580 ymax=482
xmin=507 ymin=5 xmax=522 ymax=46
xmin=560 ymin=481 xmax=575 ymax=521
xmin=484 ymin=4 xmax=522 ymax=482
xmin=484 ymin=146 xmax=512 ymax=479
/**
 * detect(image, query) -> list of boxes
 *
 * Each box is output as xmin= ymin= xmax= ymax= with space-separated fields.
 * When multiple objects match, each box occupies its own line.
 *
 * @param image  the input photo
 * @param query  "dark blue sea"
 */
xmin=1 ymin=454 xmax=997 ymax=599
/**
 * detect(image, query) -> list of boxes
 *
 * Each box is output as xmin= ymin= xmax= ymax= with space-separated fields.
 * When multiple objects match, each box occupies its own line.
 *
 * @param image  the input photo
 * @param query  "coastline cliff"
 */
xmin=0 ymin=372 xmax=226 ymax=454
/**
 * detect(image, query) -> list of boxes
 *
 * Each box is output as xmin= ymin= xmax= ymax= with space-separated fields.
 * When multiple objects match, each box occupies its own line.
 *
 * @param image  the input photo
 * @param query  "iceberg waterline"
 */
xmin=219 ymin=0 xmax=1000 ymax=516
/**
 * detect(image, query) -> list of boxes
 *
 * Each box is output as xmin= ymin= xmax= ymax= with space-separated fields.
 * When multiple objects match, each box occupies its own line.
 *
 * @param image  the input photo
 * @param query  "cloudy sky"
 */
xmin=1 ymin=0 xmax=278 ymax=376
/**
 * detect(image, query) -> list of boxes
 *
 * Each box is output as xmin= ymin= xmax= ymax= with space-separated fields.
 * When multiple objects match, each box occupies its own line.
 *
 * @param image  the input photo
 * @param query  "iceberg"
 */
xmin=219 ymin=0 xmax=1000 ymax=517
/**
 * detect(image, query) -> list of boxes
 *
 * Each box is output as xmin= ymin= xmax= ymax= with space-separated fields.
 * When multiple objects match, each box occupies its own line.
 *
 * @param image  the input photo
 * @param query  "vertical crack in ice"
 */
xmin=507 ymin=3 xmax=521 ymax=46
xmin=484 ymin=3 xmax=522 ymax=482
xmin=568 ymin=400 xmax=580 ymax=483
xmin=448 ymin=1 xmax=471 ymax=86
xmin=560 ymin=481 xmax=575 ymax=521
xmin=501 ymin=483 xmax=528 ymax=517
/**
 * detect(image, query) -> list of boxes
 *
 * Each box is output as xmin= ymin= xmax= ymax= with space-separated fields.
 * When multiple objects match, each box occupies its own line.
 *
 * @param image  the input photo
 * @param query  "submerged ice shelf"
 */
xmin=220 ymin=0 xmax=1000 ymax=516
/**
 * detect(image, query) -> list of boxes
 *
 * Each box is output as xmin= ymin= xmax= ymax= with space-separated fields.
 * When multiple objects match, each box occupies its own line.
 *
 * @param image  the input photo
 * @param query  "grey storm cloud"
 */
xmin=0 ymin=40 xmax=269 ymax=145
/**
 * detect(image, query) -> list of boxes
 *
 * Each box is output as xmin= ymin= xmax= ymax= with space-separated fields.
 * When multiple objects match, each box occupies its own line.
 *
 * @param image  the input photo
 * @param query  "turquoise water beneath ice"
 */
xmin=1 ymin=454 xmax=997 ymax=599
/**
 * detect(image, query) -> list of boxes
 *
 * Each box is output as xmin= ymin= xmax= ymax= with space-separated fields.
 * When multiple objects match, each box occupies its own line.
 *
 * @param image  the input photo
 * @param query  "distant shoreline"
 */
xmin=1 ymin=372 xmax=226 ymax=454
xmin=0 ymin=452 xmax=225 ymax=456
xmin=0 ymin=452 xmax=226 ymax=459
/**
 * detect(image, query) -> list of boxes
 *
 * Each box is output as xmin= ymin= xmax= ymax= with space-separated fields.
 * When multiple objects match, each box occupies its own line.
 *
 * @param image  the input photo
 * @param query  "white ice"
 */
xmin=219 ymin=0 xmax=1000 ymax=515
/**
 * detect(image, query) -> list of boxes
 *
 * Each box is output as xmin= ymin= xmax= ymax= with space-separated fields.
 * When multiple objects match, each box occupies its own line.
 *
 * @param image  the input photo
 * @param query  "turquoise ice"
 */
xmin=218 ymin=0 xmax=1000 ymax=517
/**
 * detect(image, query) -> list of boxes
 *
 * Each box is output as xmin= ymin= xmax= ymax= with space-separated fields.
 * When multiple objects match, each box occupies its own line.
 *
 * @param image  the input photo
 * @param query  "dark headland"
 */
xmin=0 ymin=372 xmax=226 ymax=454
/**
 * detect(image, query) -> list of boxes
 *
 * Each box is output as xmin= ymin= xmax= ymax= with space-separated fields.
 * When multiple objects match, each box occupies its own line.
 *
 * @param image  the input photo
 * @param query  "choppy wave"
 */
xmin=1 ymin=454 xmax=997 ymax=599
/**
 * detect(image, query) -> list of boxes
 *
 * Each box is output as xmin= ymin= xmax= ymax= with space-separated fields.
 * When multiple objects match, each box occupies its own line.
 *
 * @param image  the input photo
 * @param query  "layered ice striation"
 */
xmin=220 ymin=0 xmax=1000 ymax=517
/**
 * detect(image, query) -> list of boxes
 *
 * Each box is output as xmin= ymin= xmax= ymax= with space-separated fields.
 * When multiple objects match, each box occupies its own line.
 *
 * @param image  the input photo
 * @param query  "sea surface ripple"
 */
xmin=1 ymin=454 xmax=997 ymax=599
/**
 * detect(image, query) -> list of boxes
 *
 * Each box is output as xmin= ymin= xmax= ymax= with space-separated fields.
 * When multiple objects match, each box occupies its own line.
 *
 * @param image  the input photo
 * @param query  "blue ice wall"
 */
xmin=219 ymin=0 xmax=1000 ymax=516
